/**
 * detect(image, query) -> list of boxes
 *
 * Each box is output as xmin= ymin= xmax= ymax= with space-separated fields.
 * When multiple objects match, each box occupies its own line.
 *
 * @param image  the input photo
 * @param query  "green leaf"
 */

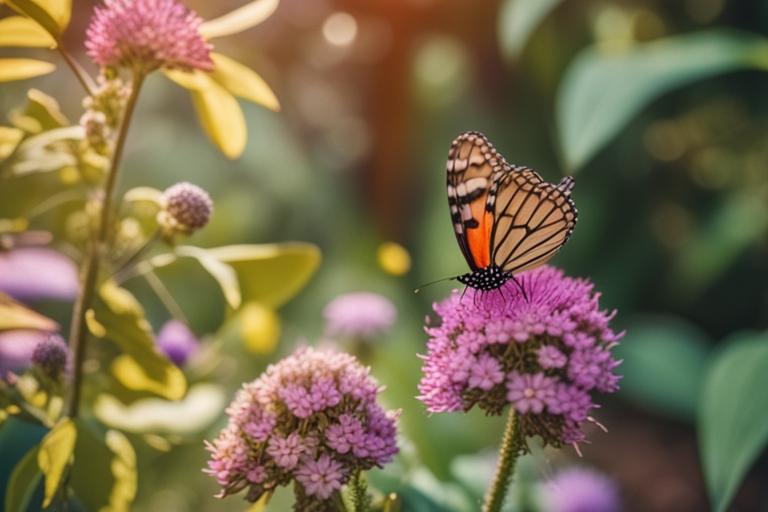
xmin=699 ymin=331 xmax=768 ymax=512
xmin=0 ymin=16 xmax=56 ymax=48
xmin=175 ymin=246 xmax=241 ymax=310
xmin=93 ymin=383 xmax=226 ymax=435
xmin=498 ymin=0 xmax=562 ymax=59
xmin=4 ymin=446 xmax=41 ymax=512
xmin=0 ymin=58 xmax=54 ymax=82
xmin=70 ymin=421 xmax=137 ymax=512
xmin=199 ymin=0 xmax=279 ymax=40
xmin=206 ymin=243 xmax=321 ymax=308
xmin=0 ymin=292 xmax=58 ymax=331
xmin=210 ymin=53 xmax=280 ymax=111
xmin=37 ymin=418 xmax=76 ymax=508
xmin=87 ymin=282 xmax=187 ymax=400
xmin=556 ymin=30 xmax=768 ymax=171
xmin=4 ymin=0 xmax=72 ymax=36
xmin=616 ymin=316 xmax=710 ymax=420
xmin=190 ymin=83 xmax=246 ymax=160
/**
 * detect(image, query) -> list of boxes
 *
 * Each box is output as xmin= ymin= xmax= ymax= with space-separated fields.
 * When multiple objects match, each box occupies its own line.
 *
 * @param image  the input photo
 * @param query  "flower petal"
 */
xmin=163 ymin=68 xmax=214 ymax=91
xmin=190 ymin=85 xmax=247 ymax=159
xmin=0 ymin=16 xmax=56 ymax=48
xmin=0 ymin=58 xmax=55 ymax=82
xmin=199 ymin=0 xmax=279 ymax=40
xmin=210 ymin=53 xmax=279 ymax=111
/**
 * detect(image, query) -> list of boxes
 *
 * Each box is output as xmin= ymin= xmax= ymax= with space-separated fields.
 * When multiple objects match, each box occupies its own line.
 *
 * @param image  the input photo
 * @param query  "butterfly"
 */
xmin=446 ymin=131 xmax=577 ymax=293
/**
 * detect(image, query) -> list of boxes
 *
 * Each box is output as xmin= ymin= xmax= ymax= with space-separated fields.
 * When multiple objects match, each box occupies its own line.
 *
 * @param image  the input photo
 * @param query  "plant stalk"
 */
xmin=482 ymin=409 xmax=523 ymax=512
xmin=66 ymin=72 xmax=145 ymax=418
xmin=57 ymin=43 xmax=95 ymax=96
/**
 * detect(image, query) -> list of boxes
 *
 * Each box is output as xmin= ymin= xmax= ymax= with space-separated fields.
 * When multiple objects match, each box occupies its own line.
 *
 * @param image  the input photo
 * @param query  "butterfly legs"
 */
xmin=509 ymin=274 xmax=529 ymax=303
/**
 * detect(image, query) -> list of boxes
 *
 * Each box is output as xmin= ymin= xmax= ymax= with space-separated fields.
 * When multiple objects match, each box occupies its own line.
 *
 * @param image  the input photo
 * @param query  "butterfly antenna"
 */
xmin=414 ymin=276 xmax=457 ymax=294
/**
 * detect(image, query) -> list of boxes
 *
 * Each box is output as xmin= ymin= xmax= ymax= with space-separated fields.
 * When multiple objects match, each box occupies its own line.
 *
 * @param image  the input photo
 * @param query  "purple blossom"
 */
xmin=294 ymin=454 xmax=345 ymax=500
xmin=205 ymin=347 xmax=398 ymax=504
xmin=506 ymin=372 xmax=555 ymax=414
xmin=31 ymin=335 xmax=69 ymax=379
xmin=160 ymin=182 xmax=213 ymax=234
xmin=540 ymin=467 xmax=621 ymax=512
xmin=417 ymin=265 xmax=622 ymax=448
xmin=85 ymin=0 xmax=213 ymax=72
xmin=156 ymin=320 xmax=199 ymax=367
xmin=0 ymin=248 xmax=78 ymax=302
xmin=323 ymin=292 xmax=396 ymax=341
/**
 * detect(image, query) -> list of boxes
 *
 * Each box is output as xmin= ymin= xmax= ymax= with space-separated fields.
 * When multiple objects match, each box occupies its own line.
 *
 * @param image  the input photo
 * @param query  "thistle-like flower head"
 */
xmin=323 ymin=292 xmax=397 ymax=342
xmin=159 ymin=182 xmax=213 ymax=235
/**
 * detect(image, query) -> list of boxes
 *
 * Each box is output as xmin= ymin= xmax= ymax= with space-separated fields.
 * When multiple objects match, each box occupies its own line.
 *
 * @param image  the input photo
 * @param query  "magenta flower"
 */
xmin=417 ymin=265 xmax=622 ymax=448
xmin=156 ymin=320 xmax=199 ymax=367
xmin=540 ymin=467 xmax=621 ymax=512
xmin=205 ymin=347 xmax=399 ymax=505
xmin=85 ymin=0 xmax=214 ymax=73
xmin=323 ymin=292 xmax=396 ymax=342
xmin=0 ymin=248 xmax=78 ymax=302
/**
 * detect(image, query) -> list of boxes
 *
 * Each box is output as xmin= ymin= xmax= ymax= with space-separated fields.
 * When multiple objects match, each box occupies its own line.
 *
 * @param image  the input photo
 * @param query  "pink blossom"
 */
xmin=295 ymin=454 xmax=345 ymax=500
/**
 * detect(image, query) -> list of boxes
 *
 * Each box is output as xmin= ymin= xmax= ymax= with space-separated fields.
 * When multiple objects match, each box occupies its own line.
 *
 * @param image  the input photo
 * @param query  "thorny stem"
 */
xmin=482 ymin=409 xmax=524 ymax=512
xmin=66 ymin=72 xmax=145 ymax=418
xmin=57 ymin=43 xmax=95 ymax=96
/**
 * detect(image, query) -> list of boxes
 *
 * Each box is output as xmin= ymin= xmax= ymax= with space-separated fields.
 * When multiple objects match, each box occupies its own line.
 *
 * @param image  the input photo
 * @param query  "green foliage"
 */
xmin=557 ymin=30 xmax=768 ymax=171
xmin=4 ymin=447 xmax=41 ymax=512
xmin=616 ymin=316 xmax=710 ymax=420
xmin=2 ymin=0 xmax=70 ymax=38
xmin=698 ymin=331 xmax=768 ymax=512
xmin=70 ymin=421 xmax=136 ymax=512
xmin=498 ymin=0 xmax=562 ymax=59
xmin=88 ymin=281 xmax=187 ymax=400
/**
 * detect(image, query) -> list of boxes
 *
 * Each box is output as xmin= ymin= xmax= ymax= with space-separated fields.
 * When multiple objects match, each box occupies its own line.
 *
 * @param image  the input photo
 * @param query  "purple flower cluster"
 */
xmin=156 ymin=320 xmax=199 ymax=367
xmin=31 ymin=335 xmax=70 ymax=380
xmin=540 ymin=467 xmax=621 ymax=512
xmin=417 ymin=266 xmax=622 ymax=447
xmin=205 ymin=347 xmax=399 ymax=505
xmin=323 ymin=292 xmax=396 ymax=342
xmin=85 ymin=0 xmax=214 ymax=73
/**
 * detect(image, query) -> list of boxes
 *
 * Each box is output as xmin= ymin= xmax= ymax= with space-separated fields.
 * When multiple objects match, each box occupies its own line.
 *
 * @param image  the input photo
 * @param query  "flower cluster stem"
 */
xmin=482 ymin=409 xmax=523 ymax=512
xmin=66 ymin=73 xmax=145 ymax=418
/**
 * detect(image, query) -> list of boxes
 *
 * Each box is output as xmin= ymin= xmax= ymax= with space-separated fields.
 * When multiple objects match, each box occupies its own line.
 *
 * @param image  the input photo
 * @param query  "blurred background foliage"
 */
xmin=2 ymin=0 xmax=768 ymax=511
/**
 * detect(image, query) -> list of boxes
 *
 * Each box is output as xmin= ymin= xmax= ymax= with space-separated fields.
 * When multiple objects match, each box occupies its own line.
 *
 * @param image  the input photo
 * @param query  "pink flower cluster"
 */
xmin=205 ymin=347 xmax=399 ymax=505
xmin=85 ymin=0 xmax=213 ymax=73
xmin=417 ymin=266 xmax=622 ymax=447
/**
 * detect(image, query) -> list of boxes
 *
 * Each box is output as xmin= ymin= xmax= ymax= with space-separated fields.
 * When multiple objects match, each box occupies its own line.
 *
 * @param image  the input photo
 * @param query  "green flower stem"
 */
xmin=57 ymin=43 xmax=96 ymax=96
xmin=66 ymin=72 xmax=145 ymax=418
xmin=482 ymin=409 xmax=524 ymax=512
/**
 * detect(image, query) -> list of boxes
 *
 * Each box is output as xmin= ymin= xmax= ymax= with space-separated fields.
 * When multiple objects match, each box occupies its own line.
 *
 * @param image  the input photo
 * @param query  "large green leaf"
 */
xmin=699 ymin=331 xmax=768 ymax=512
xmin=557 ymin=30 xmax=768 ymax=171
xmin=206 ymin=243 xmax=321 ymax=308
xmin=87 ymin=282 xmax=187 ymax=400
xmin=498 ymin=0 xmax=563 ymax=59
xmin=37 ymin=418 xmax=76 ymax=508
xmin=70 ymin=421 xmax=137 ymax=512
xmin=175 ymin=246 xmax=241 ymax=310
xmin=4 ymin=446 xmax=41 ymax=512
xmin=616 ymin=317 xmax=710 ymax=420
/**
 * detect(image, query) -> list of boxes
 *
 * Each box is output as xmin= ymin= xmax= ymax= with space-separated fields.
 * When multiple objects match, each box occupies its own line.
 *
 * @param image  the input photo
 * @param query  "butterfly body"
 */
xmin=446 ymin=131 xmax=578 ymax=291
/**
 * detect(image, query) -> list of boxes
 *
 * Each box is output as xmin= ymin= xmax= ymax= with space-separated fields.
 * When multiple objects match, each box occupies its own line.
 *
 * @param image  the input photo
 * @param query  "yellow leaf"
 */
xmin=104 ymin=430 xmax=137 ymax=512
xmin=190 ymin=85 xmax=246 ymax=159
xmin=199 ymin=0 xmax=279 ymax=39
xmin=111 ymin=355 xmax=187 ymax=401
xmin=37 ymin=418 xmax=77 ymax=508
xmin=0 ymin=58 xmax=54 ymax=82
xmin=0 ymin=126 xmax=24 ymax=159
xmin=240 ymin=302 xmax=280 ymax=354
xmin=163 ymin=68 xmax=213 ymax=91
xmin=0 ymin=16 xmax=56 ymax=47
xmin=26 ymin=88 xmax=68 ymax=128
xmin=175 ymin=246 xmax=242 ymax=309
xmin=90 ymin=282 xmax=187 ymax=400
xmin=377 ymin=241 xmax=412 ymax=276
xmin=0 ymin=292 xmax=58 ymax=331
xmin=4 ymin=0 xmax=71 ymax=35
xmin=210 ymin=53 xmax=279 ymax=111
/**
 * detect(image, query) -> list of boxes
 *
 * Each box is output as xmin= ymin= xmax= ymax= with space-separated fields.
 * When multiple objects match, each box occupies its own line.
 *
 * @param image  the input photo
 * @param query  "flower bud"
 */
xmin=158 ymin=182 xmax=213 ymax=236
xmin=31 ymin=335 xmax=70 ymax=380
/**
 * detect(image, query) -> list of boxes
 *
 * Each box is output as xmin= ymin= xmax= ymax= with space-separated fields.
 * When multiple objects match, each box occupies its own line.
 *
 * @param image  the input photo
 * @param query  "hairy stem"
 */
xmin=482 ymin=409 xmax=523 ymax=512
xmin=66 ymin=73 xmax=145 ymax=418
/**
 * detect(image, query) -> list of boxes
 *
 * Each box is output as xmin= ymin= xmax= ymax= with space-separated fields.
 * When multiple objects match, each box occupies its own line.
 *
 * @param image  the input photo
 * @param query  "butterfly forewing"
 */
xmin=446 ymin=132 xmax=507 ymax=271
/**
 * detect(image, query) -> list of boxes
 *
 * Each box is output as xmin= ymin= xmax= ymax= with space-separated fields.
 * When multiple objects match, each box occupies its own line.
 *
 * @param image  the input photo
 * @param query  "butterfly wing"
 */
xmin=490 ymin=169 xmax=577 ymax=274
xmin=446 ymin=132 xmax=507 ymax=271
